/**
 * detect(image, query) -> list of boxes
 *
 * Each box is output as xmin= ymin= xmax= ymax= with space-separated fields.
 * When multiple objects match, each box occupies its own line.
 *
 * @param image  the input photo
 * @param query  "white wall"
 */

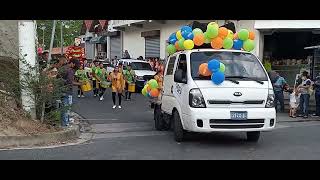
xmin=0 ymin=20 xmax=18 ymax=59
xmin=123 ymin=29 xmax=145 ymax=59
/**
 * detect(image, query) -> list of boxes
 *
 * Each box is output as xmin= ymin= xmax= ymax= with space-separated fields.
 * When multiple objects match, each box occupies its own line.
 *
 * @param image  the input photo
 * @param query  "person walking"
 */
xmin=312 ymin=74 xmax=320 ymax=117
xmin=123 ymin=64 xmax=135 ymax=100
xmin=95 ymin=63 xmax=109 ymax=101
xmin=297 ymin=71 xmax=312 ymax=118
xmin=75 ymin=64 xmax=89 ymax=98
xmin=271 ymin=71 xmax=287 ymax=113
xmin=91 ymin=61 xmax=99 ymax=97
xmin=109 ymin=66 xmax=125 ymax=109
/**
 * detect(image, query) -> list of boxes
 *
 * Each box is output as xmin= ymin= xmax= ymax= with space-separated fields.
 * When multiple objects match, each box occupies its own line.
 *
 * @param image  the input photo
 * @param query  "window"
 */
xmin=131 ymin=62 xmax=153 ymax=71
xmin=166 ymin=56 xmax=176 ymax=75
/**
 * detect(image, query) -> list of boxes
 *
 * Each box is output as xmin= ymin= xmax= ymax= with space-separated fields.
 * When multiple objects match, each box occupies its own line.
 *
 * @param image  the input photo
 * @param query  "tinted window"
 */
xmin=166 ymin=56 xmax=176 ymax=75
xmin=131 ymin=62 xmax=152 ymax=71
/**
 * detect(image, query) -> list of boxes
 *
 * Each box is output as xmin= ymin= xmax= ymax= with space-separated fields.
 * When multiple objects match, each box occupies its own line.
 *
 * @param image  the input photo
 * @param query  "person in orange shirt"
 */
xmin=109 ymin=66 xmax=125 ymax=109
xmin=154 ymin=67 xmax=164 ymax=99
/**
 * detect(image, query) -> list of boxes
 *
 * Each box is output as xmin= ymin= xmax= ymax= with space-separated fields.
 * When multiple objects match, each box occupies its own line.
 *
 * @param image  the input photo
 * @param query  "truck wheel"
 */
xmin=154 ymin=105 xmax=164 ymax=131
xmin=246 ymin=131 xmax=260 ymax=142
xmin=173 ymin=111 xmax=185 ymax=142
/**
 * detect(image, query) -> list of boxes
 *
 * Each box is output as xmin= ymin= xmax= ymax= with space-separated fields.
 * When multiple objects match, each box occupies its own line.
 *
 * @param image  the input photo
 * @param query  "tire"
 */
xmin=246 ymin=131 xmax=260 ymax=142
xmin=154 ymin=105 xmax=164 ymax=131
xmin=173 ymin=111 xmax=185 ymax=142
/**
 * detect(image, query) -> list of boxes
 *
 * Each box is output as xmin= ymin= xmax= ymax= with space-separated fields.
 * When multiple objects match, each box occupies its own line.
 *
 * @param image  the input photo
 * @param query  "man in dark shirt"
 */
xmin=39 ymin=51 xmax=49 ymax=71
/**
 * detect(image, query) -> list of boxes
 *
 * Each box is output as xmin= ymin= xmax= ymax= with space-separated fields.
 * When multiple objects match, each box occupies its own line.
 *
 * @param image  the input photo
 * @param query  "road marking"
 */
xmin=93 ymin=131 xmax=169 ymax=139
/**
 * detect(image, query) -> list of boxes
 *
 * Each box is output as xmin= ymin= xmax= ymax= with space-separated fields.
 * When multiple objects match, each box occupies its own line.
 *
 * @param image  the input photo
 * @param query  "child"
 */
xmin=75 ymin=64 xmax=89 ymax=98
xmin=289 ymin=88 xmax=299 ymax=118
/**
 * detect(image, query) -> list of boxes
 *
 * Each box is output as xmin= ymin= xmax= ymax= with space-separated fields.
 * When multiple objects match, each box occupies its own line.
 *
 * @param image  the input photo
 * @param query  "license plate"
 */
xmin=230 ymin=111 xmax=247 ymax=120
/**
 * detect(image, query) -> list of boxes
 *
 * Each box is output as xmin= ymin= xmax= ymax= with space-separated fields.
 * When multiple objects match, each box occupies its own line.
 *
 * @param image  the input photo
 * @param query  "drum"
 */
xmin=81 ymin=81 xmax=92 ymax=92
xmin=128 ymin=83 xmax=136 ymax=92
xmin=101 ymin=81 xmax=111 ymax=88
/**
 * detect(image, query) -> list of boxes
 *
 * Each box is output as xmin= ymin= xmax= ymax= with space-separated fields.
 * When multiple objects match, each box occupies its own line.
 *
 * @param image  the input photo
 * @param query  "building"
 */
xmin=0 ymin=20 xmax=19 ymax=59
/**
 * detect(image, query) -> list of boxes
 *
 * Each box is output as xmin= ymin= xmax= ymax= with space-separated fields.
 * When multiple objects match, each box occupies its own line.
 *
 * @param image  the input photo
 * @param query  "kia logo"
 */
xmin=234 ymin=92 xmax=242 ymax=97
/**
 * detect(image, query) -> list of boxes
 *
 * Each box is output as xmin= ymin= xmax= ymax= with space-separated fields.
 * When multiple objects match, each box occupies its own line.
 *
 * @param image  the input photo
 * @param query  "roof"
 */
xmin=49 ymin=46 xmax=72 ymax=55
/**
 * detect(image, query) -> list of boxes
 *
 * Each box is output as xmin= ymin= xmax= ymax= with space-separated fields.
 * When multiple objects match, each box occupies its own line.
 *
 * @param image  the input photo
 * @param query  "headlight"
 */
xmin=136 ymin=76 xmax=144 ymax=81
xmin=189 ymin=88 xmax=206 ymax=108
xmin=265 ymin=88 xmax=275 ymax=108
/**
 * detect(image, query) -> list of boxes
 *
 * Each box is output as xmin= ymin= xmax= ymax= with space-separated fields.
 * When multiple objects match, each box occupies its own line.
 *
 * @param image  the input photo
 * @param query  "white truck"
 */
xmin=153 ymin=49 xmax=276 ymax=142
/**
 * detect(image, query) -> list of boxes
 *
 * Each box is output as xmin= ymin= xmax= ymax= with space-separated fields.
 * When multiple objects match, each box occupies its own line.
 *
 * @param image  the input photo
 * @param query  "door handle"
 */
xmin=171 ymin=86 xmax=173 ymax=93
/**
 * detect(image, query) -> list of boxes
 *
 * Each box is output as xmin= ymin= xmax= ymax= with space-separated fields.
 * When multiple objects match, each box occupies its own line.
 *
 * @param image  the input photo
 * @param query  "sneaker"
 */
xmin=112 ymin=105 xmax=117 ymax=109
xmin=303 ymin=115 xmax=308 ymax=119
xmin=118 ymin=106 xmax=122 ymax=109
xmin=94 ymin=94 xmax=97 ymax=97
xmin=81 ymin=95 xmax=85 ymax=98
xmin=298 ymin=114 xmax=303 ymax=117
xmin=99 ymin=96 xmax=104 ymax=101
xmin=78 ymin=95 xmax=81 ymax=98
xmin=312 ymin=114 xmax=320 ymax=117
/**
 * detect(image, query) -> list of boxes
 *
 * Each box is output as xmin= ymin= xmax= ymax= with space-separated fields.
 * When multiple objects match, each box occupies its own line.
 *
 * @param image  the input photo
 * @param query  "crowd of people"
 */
xmin=270 ymin=70 xmax=320 ymax=118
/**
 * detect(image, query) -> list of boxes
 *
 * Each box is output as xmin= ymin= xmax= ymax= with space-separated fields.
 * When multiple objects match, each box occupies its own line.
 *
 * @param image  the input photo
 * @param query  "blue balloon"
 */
xmin=169 ymin=33 xmax=177 ymax=44
xmin=211 ymin=72 xmax=225 ymax=85
xmin=233 ymin=39 xmax=243 ymax=50
xmin=181 ymin=26 xmax=193 ymax=39
xmin=208 ymin=59 xmax=221 ymax=72
xmin=184 ymin=32 xmax=194 ymax=40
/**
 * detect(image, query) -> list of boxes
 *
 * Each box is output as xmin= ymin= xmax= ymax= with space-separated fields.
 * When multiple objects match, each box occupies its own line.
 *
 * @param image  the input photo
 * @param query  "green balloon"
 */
xmin=193 ymin=28 xmax=203 ymax=36
xmin=204 ymin=32 xmax=211 ymax=44
xmin=238 ymin=29 xmax=249 ymax=41
xmin=178 ymin=38 xmax=185 ymax=50
xmin=148 ymin=79 xmax=159 ymax=89
xmin=243 ymin=39 xmax=255 ymax=52
xmin=219 ymin=63 xmax=225 ymax=73
xmin=223 ymin=37 xmax=233 ymax=49
xmin=167 ymin=44 xmax=176 ymax=55
xmin=142 ymin=88 xmax=147 ymax=96
xmin=206 ymin=25 xmax=219 ymax=38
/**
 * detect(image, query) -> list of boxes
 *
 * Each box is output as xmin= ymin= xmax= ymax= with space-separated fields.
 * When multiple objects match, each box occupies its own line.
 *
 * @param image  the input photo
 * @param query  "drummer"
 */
xmin=123 ymin=64 xmax=136 ymax=101
xmin=75 ymin=64 xmax=89 ymax=98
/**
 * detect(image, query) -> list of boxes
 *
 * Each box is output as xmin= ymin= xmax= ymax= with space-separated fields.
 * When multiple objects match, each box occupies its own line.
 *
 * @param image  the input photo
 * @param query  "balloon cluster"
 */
xmin=167 ymin=22 xmax=256 ymax=55
xmin=141 ymin=79 xmax=159 ymax=98
xmin=199 ymin=59 xmax=226 ymax=85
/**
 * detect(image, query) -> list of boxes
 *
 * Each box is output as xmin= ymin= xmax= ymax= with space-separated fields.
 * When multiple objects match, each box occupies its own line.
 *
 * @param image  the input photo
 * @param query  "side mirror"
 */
xmin=174 ymin=69 xmax=187 ymax=84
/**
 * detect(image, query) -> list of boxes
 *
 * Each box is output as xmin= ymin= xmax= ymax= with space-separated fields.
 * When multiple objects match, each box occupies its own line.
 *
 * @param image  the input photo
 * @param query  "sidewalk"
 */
xmin=277 ymin=113 xmax=320 ymax=123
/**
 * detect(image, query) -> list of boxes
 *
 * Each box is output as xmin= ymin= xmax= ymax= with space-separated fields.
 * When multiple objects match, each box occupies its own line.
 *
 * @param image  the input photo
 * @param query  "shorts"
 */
xmin=290 ymin=102 xmax=298 ymax=109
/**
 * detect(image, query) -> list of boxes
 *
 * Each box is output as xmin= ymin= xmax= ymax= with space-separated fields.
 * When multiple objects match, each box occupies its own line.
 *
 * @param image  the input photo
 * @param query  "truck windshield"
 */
xmin=190 ymin=51 xmax=268 ymax=81
xmin=131 ymin=62 xmax=153 ymax=71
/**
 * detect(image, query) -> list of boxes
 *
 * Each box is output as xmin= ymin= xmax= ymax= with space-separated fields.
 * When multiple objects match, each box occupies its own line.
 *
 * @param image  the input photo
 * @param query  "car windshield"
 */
xmin=131 ymin=62 xmax=153 ymax=71
xmin=190 ymin=51 xmax=268 ymax=81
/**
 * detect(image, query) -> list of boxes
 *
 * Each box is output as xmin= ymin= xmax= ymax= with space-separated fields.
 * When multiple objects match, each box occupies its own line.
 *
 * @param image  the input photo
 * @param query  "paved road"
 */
xmin=1 ymin=89 xmax=320 ymax=160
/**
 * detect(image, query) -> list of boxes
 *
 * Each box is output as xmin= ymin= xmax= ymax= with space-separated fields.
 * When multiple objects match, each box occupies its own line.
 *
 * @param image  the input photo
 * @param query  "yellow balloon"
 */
xmin=183 ymin=39 xmax=194 ymax=50
xmin=227 ymin=30 xmax=234 ymax=40
xmin=208 ymin=22 xmax=219 ymax=29
xmin=176 ymin=30 xmax=183 ymax=40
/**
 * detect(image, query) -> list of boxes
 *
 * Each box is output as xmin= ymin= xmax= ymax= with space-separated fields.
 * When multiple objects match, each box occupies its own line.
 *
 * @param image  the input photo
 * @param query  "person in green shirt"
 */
xmin=75 ymin=64 xmax=89 ymax=98
xmin=95 ymin=63 xmax=109 ymax=101
xmin=91 ymin=61 xmax=99 ymax=97
xmin=123 ymin=64 xmax=136 ymax=100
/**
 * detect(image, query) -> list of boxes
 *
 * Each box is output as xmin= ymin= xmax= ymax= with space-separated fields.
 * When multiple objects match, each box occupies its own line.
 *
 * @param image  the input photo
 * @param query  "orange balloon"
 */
xmin=218 ymin=27 xmax=228 ymax=39
xmin=175 ymin=41 xmax=180 ymax=50
xmin=249 ymin=31 xmax=255 ymax=40
xmin=198 ymin=63 xmax=212 ymax=77
xmin=193 ymin=34 xmax=205 ymax=46
xmin=234 ymin=33 xmax=238 ymax=40
xmin=150 ymin=88 xmax=160 ymax=97
xmin=211 ymin=37 xmax=223 ymax=49
xmin=147 ymin=85 xmax=151 ymax=92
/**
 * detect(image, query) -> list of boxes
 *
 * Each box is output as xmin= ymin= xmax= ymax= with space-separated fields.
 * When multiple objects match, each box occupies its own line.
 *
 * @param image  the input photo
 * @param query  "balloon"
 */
xmin=147 ymin=85 xmax=151 ymax=92
xmin=204 ymin=32 xmax=211 ymax=44
xmin=223 ymin=37 xmax=233 ymax=49
xmin=206 ymin=26 xmax=219 ymax=39
xmin=175 ymin=41 xmax=180 ymax=50
xmin=148 ymin=79 xmax=159 ymax=89
xmin=178 ymin=38 xmax=185 ymax=50
xmin=193 ymin=28 xmax=203 ymax=36
xmin=233 ymin=39 xmax=243 ymax=50
xmin=234 ymin=33 xmax=238 ymax=40
xmin=211 ymin=37 xmax=223 ymax=49
xmin=181 ymin=26 xmax=193 ymax=39
xmin=238 ymin=29 xmax=249 ymax=41
xmin=169 ymin=33 xmax=177 ymax=44
xmin=227 ymin=30 xmax=234 ymax=39
xmin=150 ymin=88 xmax=160 ymax=98
xmin=166 ymin=44 xmax=176 ymax=55
xmin=219 ymin=63 xmax=225 ymax=73
xmin=207 ymin=22 xmax=219 ymax=30
xmin=193 ymin=34 xmax=205 ymax=46
xmin=243 ymin=39 xmax=255 ymax=52
xmin=211 ymin=71 xmax=225 ymax=85
xmin=218 ymin=27 xmax=228 ymax=39
xmin=249 ymin=31 xmax=255 ymax=40
xmin=198 ymin=63 xmax=212 ymax=76
xmin=183 ymin=39 xmax=194 ymax=50
xmin=147 ymin=92 xmax=151 ymax=98
xmin=208 ymin=59 xmax=221 ymax=72
xmin=185 ymin=32 xmax=194 ymax=40
xmin=176 ymin=30 xmax=183 ymax=40
xmin=141 ymin=88 xmax=147 ymax=96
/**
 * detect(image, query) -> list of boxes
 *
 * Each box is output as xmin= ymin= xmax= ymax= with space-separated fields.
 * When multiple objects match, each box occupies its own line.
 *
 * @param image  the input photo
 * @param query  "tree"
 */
xmin=36 ymin=20 xmax=83 ymax=49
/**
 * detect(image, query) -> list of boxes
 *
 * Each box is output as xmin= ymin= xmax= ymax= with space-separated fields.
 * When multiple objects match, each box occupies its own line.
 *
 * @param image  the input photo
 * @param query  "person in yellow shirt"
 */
xmin=109 ymin=66 xmax=125 ymax=109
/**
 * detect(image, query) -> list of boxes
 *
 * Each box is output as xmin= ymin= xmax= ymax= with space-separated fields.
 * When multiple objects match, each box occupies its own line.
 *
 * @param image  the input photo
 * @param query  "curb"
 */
xmin=0 ymin=125 xmax=80 ymax=149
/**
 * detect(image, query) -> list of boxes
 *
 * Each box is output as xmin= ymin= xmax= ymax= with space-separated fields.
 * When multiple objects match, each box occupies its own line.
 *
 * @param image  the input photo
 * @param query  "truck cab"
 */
xmin=154 ymin=49 xmax=276 ymax=142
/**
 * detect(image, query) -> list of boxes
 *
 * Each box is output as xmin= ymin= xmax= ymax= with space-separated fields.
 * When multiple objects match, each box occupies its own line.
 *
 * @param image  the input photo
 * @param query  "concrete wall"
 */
xmin=0 ymin=20 xmax=19 ymax=59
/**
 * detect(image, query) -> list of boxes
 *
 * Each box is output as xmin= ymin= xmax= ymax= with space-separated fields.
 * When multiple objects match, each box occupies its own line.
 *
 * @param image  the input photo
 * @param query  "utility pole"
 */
xmin=47 ymin=20 xmax=57 ymax=67
xmin=61 ymin=20 xmax=63 ymax=55
xmin=18 ymin=20 xmax=36 ymax=119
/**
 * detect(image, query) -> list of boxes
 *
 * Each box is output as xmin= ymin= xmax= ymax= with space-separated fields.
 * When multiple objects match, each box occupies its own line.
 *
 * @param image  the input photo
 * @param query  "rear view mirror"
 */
xmin=174 ymin=69 xmax=187 ymax=84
